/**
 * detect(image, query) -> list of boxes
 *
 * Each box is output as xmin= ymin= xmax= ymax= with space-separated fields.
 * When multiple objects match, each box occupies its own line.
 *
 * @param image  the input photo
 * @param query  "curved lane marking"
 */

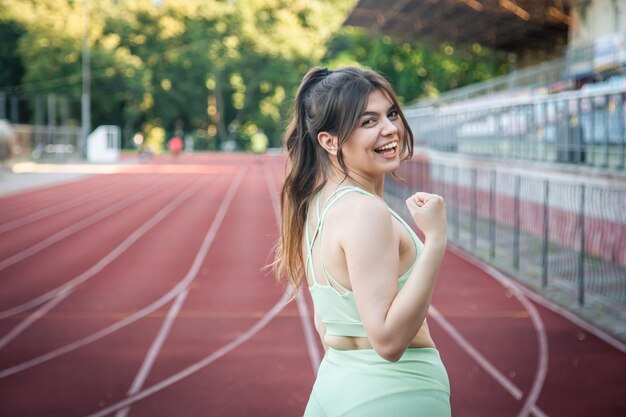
xmin=113 ymin=164 xmax=255 ymax=417
xmin=428 ymin=305 xmax=523 ymax=400
xmin=445 ymin=244 xmax=551 ymax=417
xmin=114 ymin=288 xmax=190 ymax=417
xmin=0 ymin=176 xmax=128 ymax=235
xmin=84 ymin=291 xmax=291 ymax=417
xmin=0 ymin=177 xmax=169 ymax=272
xmin=454 ymin=246 xmax=626 ymax=354
xmin=0 ymin=288 xmax=74 ymax=350
xmin=0 ymin=169 xmax=244 ymax=379
xmin=0 ymin=176 xmax=192 ymax=319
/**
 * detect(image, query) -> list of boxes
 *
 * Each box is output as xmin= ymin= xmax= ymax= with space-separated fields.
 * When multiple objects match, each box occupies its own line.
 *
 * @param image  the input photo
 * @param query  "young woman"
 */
xmin=273 ymin=67 xmax=450 ymax=416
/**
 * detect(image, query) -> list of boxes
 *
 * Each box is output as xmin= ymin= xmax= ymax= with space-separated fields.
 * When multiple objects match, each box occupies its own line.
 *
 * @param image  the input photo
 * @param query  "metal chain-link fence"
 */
xmin=386 ymin=158 xmax=626 ymax=308
xmin=1 ymin=92 xmax=83 ymax=161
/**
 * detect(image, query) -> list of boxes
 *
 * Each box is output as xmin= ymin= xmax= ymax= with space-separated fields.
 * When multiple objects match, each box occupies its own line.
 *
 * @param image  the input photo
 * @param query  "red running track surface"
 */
xmin=0 ymin=153 xmax=624 ymax=417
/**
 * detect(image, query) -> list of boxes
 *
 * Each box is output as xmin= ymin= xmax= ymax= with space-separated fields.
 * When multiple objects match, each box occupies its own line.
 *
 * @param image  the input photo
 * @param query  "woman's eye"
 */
xmin=388 ymin=110 xmax=399 ymax=119
xmin=362 ymin=118 xmax=376 ymax=126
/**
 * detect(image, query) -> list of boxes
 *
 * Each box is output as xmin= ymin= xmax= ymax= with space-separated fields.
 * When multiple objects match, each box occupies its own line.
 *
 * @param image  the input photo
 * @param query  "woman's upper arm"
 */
xmin=339 ymin=197 xmax=399 ymax=346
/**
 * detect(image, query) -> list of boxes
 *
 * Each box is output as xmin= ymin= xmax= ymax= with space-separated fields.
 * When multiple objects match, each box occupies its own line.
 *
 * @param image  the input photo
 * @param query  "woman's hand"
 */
xmin=405 ymin=192 xmax=447 ymax=239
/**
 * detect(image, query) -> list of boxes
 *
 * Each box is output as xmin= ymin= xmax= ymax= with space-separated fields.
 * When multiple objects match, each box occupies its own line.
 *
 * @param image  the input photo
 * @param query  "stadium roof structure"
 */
xmin=344 ymin=0 xmax=572 ymax=52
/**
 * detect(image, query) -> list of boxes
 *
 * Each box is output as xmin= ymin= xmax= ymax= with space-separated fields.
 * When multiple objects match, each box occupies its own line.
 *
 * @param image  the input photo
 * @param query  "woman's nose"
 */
xmin=381 ymin=117 xmax=399 ymax=136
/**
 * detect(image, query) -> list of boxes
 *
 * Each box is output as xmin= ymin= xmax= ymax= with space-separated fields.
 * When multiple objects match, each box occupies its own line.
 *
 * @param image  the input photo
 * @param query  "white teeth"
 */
xmin=375 ymin=141 xmax=397 ymax=151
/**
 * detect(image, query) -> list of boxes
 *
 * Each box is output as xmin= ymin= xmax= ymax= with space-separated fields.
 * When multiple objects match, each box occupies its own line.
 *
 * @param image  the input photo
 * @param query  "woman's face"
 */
xmin=340 ymin=89 xmax=404 ymax=181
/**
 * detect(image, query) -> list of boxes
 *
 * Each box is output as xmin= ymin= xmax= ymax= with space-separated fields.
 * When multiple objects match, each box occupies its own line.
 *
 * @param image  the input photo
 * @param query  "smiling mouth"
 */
xmin=374 ymin=141 xmax=398 ymax=156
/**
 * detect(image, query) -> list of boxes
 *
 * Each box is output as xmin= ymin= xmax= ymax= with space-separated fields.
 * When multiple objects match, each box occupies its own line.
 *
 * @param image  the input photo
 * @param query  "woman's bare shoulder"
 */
xmin=330 ymin=192 xmax=393 ymax=240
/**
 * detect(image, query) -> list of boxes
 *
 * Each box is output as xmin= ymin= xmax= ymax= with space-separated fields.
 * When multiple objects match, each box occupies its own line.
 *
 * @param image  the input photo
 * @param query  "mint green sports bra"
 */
xmin=305 ymin=186 xmax=423 ymax=338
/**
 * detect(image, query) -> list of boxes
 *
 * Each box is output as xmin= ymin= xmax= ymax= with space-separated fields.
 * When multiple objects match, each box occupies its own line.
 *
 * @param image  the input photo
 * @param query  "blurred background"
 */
xmin=0 ymin=0 xmax=511 ymax=157
xmin=0 ymin=0 xmax=624 ymax=357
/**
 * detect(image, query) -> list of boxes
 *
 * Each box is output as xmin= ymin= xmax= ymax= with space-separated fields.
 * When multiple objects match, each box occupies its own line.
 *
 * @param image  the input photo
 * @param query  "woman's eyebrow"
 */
xmin=360 ymin=105 xmax=397 ymax=117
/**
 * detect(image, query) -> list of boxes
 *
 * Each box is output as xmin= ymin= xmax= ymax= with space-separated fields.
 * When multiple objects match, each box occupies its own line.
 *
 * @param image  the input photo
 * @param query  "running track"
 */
xmin=0 ymin=153 xmax=624 ymax=417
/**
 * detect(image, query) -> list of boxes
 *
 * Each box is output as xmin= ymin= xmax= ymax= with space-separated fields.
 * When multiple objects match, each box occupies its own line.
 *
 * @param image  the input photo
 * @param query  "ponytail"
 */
xmin=271 ymin=67 xmax=330 ymax=297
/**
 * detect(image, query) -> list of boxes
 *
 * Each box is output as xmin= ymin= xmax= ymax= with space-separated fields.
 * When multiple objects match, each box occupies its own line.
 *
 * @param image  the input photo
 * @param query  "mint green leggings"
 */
xmin=304 ymin=347 xmax=451 ymax=417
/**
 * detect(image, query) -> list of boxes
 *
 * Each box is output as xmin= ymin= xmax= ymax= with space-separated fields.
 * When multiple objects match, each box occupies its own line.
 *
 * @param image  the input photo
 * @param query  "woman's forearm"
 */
xmin=379 ymin=234 xmax=447 ymax=356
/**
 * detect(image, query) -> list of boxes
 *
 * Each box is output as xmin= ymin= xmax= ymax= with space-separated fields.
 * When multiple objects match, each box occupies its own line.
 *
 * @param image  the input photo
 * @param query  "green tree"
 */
xmin=0 ymin=5 xmax=25 ymax=91
xmin=324 ymin=27 xmax=510 ymax=104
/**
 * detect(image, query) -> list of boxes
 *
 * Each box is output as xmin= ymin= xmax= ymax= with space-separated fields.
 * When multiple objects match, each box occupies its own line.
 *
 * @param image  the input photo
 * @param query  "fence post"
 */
xmin=590 ymin=99 xmax=596 ymax=166
xmin=0 ymin=92 xmax=5 ymax=119
xmin=454 ymin=166 xmax=460 ymax=241
xmin=602 ymin=96 xmax=610 ymax=168
xmin=529 ymin=103 xmax=537 ymax=160
xmin=572 ymin=98 xmax=583 ymax=164
xmin=10 ymin=95 xmax=19 ymax=123
xmin=47 ymin=94 xmax=57 ymax=127
xmin=495 ymin=109 xmax=501 ymax=158
xmin=542 ymin=180 xmax=549 ymax=288
xmin=619 ymin=94 xmax=625 ymax=170
xmin=471 ymin=168 xmax=477 ymax=251
xmin=35 ymin=95 xmax=44 ymax=153
xmin=578 ymin=184 xmax=586 ymax=306
xmin=489 ymin=170 xmax=496 ymax=258
xmin=513 ymin=175 xmax=520 ymax=270
xmin=541 ymin=101 xmax=544 ymax=162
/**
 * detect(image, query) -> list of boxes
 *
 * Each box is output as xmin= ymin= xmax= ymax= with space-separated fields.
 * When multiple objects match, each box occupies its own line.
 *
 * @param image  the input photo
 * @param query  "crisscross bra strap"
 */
xmin=304 ymin=191 xmax=322 ymax=284
xmin=305 ymin=186 xmax=376 ymax=287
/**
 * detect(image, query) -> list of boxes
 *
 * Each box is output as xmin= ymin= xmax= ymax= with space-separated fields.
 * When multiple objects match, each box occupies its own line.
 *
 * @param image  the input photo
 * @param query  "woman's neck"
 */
xmin=325 ymin=170 xmax=384 ymax=197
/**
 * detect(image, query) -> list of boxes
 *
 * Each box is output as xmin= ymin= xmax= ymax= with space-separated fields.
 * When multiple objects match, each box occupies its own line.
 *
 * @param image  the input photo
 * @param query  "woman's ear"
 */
xmin=317 ymin=132 xmax=338 ymax=156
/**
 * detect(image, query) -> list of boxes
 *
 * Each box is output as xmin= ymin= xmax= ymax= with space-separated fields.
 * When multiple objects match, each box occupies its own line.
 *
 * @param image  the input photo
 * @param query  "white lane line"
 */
xmin=428 ymin=305 xmax=524 ymax=400
xmin=0 ymin=176 xmax=194 ymax=320
xmin=511 ymin=283 xmax=549 ymax=417
xmin=0 ymin=178 xmax=168 ymax=272
xmin=531 ymin=405 xmax=549 ymax=417
xmin=84 ymin=291 xmax=291 ymax=417
xmin=455 ymin=245 xmax=626 ymax=354
xmin=431 ymin=304 xmax=550 ymax=416
xmin=0 ymin=175 xmax=103 ymax=214
xmin=0 ymin=176 xmax=205 ymax=348
xmin=0 ymin=175 xmax=131 ymax=235
xmin=114 ymin=288 xmax=190 ymax=417
xmin=444 ymin=245 xmax=553 ymax=416
xmin=263 ymin=162 xmax=322 ymax=373
xmin=0 ymin=287 xmax=74 ymax=349
xmin=0 ymin=168 xmax=245 ymax=380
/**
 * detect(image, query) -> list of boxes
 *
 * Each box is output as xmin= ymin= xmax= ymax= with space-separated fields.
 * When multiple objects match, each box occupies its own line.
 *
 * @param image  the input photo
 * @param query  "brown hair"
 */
xmin=271 ymin=66 xmax=414 ymax=297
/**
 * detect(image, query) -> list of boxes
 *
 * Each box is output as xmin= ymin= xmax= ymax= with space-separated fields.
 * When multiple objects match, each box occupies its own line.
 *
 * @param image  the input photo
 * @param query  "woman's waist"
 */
xmin=324 ymin=328 xmax=436 ymax=351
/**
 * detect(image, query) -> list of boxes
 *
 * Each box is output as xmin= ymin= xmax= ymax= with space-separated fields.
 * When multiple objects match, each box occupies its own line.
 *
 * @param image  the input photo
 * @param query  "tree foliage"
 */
xmin=324 ymin=27 xmax=511 ymax=105
xmin=0 ymin=0 xmax=508 ymax=149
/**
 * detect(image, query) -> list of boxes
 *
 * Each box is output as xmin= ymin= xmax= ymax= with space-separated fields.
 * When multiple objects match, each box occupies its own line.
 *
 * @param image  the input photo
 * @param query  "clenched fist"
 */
xmin=405 ymin=192 xmax=447 ymax=239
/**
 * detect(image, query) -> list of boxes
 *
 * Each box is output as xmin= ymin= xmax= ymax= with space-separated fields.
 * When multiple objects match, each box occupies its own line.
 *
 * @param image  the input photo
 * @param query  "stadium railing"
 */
xmin=405 ymin=81 xmax=626 ymax=170
xmin=11 ymin=124 xmax=82 ymax=161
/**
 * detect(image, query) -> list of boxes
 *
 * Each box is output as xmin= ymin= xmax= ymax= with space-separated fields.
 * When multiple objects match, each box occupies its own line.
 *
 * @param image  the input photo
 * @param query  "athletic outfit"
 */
xmin=303 ymin=186 xmax=450 ymax=417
